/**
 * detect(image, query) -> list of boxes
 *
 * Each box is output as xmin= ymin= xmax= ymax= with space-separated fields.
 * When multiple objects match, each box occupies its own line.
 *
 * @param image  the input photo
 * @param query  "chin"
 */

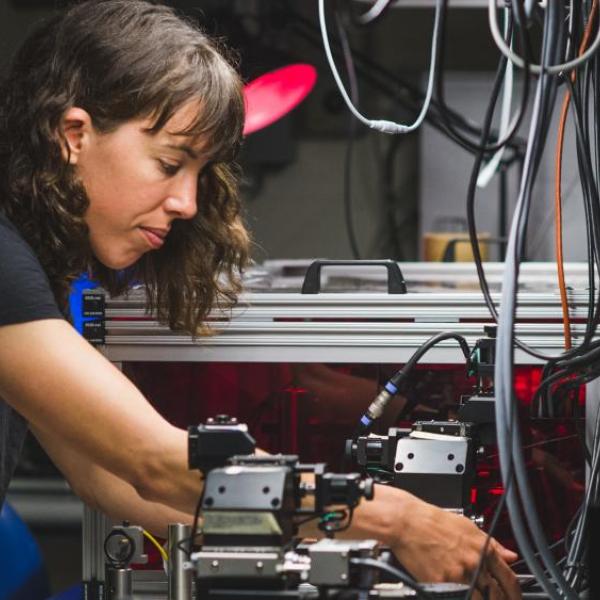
xmin=95 ymin=252 xmax=142 ymax=271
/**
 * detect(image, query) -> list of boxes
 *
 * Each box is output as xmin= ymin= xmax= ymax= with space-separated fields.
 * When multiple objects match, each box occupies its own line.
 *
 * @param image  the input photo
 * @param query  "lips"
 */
xmin=140 ymin=226 xmax=169 ymax=249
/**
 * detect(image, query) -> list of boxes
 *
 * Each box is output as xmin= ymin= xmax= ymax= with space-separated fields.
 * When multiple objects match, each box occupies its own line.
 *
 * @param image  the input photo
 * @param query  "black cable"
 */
xmin=287 ymin=9 xmax=526 ymax=157
xmin=357 ymin=332 xmax=470 ymax=435
xmin=463 ymin=10 xmax=600 ymax=366
xmin=464 ymin=465 xmax=513 ymax=600
xmin=496 ymin=2 xmax=581 ymax=595
xmin=335 ymin=9 xmax=362 ymax=259
xmin=349 ymin=557 xmax=433 ymax=600
xmin=319 ymin=506 xmax=355 ymax=535
xmin=180 ymin=477 xmax=205 ymax=559
xmin=435 ymin=0 xmax=531 ymax=154
xmin=389 ymin=332 xmax=471 ymax=389
xmin=382 ymin=136 xmax=407 ymax=261
xmin=517 ymin=61 xmax=600 ymax=385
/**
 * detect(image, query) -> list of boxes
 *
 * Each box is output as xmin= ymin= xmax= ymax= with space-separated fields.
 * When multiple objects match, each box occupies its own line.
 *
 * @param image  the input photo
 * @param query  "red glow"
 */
xmin=514 ymin=367 xmax=542 ymax=405
xmin=470 ymin=488 xmax=478 ymax=505
xmin=243 ymin=64 xmax=317 ymax=135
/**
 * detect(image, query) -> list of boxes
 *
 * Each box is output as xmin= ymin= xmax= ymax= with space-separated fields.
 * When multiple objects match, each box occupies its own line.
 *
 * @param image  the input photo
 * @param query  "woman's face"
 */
xmin=63 ymin=103 xmax=208 ymax=269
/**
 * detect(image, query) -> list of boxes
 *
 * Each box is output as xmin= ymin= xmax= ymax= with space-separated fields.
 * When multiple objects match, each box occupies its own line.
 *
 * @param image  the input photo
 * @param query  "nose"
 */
xmin=163 ymin=171 xmax=198 ymax=220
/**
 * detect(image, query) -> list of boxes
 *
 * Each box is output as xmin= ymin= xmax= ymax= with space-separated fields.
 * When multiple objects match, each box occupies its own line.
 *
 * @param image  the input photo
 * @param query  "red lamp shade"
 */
xmin=243 ymin=63 xmax=317 ymax=136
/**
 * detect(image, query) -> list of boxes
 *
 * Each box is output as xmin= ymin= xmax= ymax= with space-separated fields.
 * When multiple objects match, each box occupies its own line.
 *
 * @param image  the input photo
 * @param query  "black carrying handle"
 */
xmin=301 ymin=259 xmax=407 ymax=294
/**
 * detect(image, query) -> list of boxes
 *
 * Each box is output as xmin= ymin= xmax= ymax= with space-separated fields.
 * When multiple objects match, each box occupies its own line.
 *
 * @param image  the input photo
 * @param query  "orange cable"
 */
xmin=554 ymin=0 xmax=599 ymax=351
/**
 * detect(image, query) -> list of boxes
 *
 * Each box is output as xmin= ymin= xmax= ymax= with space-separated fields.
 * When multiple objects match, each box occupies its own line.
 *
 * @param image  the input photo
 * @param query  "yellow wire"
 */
xmin=143 ymin=529 xmax=168 ymax=562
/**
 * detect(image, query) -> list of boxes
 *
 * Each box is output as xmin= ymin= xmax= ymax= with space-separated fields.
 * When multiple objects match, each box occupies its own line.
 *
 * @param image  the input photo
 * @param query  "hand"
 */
xmin=351 ymin=485 xmax=522 ymax=600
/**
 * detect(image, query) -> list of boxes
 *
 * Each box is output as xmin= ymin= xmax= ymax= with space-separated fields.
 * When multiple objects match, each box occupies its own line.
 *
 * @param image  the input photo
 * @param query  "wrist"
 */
xmin=349 ymin=483 xmax=409 ymax=547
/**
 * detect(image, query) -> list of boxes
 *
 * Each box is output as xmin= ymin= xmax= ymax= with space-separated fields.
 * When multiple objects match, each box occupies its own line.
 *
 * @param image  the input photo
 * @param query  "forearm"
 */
xmin=297 ymin=480 xmax=398 ymax=545
xmin=85 ymin=462 xmax=194 ymax=537
xmin=0 ymin=320 xmax=201 ymax=512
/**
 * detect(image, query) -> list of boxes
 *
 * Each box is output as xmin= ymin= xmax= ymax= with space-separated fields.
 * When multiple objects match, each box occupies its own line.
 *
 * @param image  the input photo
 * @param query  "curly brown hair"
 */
xmin=0 ymin=0 xmax=249 ymax=334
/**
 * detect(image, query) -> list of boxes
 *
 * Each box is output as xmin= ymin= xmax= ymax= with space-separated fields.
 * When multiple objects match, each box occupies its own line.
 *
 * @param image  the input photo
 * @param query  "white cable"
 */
xmin=318 ymin=0 xmax=442 ymax=135
xmin=477 ymin=7 xmax=514 ymax=188
xmin=488 ymin=0 xmax=600 ymax=75
xmin=356 ymin=0 xmax=393 ymax=25
xmin=524 ymin=0 xmax=537 ymax=18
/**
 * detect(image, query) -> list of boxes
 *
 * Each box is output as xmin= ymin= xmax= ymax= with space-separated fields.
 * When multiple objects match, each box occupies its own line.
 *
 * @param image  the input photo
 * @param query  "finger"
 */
xmin=492 ymin=539 xmax=519 ymax=563
xmin=486 ymin=551 xmax=522 ymax=599
xmin=489 ymin=577 xmax=506 ymax=600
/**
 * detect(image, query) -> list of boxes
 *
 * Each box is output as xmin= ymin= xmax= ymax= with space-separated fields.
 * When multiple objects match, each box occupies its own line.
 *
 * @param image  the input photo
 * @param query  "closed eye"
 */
xmin=158 ymin=159 xmax=181 ymax=176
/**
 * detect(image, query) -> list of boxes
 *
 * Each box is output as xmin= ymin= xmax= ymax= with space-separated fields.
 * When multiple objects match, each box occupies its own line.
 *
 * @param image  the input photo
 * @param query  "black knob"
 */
xmin=345 ymin=439 xmax=357 ymax=461
xmin=363 ymin=478 xmax=375 ymax=501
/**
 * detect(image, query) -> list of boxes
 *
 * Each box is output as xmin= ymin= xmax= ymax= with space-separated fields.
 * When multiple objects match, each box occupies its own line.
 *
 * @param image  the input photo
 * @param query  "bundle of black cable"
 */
xmin=590 ymin=503 xmax=600 ymax=598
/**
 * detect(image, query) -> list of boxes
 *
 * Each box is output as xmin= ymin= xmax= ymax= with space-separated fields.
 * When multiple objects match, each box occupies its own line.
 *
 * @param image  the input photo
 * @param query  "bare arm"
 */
xmin=0 ymin=319 xmax=200 ymax=512
xmin=299 ymin=479 xmax=521 ymax=599
xmin=32 ymin=425 xmax=193 ymax=537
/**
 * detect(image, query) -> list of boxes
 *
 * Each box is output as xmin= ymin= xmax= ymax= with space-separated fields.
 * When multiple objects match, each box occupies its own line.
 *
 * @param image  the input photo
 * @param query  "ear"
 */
xmin=60 ymin=107 xmax=94 ymax=165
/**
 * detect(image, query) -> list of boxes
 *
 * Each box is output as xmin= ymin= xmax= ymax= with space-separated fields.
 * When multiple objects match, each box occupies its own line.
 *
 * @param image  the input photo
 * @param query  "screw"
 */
xmin=341 ymin=573 xmax=347 ymax=581
xmin=395 ymin=462 xmax=404 ymax=471
xmin=256 ymin=561 xmax=264 ymax=571
xmin=211 ymin=560 xmax=219 ymax=571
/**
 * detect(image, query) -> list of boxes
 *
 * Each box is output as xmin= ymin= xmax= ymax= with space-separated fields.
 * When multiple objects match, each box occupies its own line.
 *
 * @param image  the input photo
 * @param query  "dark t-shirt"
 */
xmin=0 ymin=214 xmax=63 ymax=505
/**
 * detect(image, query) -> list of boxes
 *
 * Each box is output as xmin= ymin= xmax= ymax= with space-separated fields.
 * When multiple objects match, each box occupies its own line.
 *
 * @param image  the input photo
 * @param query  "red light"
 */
xmin=470 ymin=488 xmax=478 ymax=505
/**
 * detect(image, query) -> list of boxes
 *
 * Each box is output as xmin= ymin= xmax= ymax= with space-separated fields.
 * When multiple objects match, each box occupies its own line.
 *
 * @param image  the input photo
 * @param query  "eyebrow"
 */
xmin=162 ymin=143 xmax=200 ymax=160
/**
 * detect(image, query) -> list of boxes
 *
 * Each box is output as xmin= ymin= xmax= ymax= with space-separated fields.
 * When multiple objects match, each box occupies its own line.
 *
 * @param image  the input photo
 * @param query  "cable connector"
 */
xmin=368 ymin=120 xmax=409 ymax=135
xmin=358 ymin=383 xmax=397 ymax=434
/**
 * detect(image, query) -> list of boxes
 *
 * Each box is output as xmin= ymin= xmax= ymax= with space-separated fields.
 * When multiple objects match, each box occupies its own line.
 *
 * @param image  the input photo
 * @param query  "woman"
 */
xmin=0 ymin=2 xmax=519 ymax=597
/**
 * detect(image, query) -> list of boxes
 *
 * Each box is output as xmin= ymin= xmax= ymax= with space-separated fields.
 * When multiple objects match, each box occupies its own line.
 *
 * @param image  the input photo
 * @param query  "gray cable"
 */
xmin=318 ymin=0 xmax=443 ymax=134
xmin=565 ymin=405 xmax=600 ymax=587
xmin=495 ymin=81 xmax=567 ymax=600
xmin=494 ymin=4 xmax=580 ymax=595
xmin=488 ymin=0 xmax=600 ymax=75
xmin=355 ymin=0 xmax=393 ymax=25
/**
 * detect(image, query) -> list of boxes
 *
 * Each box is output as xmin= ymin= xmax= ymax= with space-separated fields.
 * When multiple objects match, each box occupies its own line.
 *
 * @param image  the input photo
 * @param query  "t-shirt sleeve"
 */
xmin=0 ymin=220 xmax=63 ymax=326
